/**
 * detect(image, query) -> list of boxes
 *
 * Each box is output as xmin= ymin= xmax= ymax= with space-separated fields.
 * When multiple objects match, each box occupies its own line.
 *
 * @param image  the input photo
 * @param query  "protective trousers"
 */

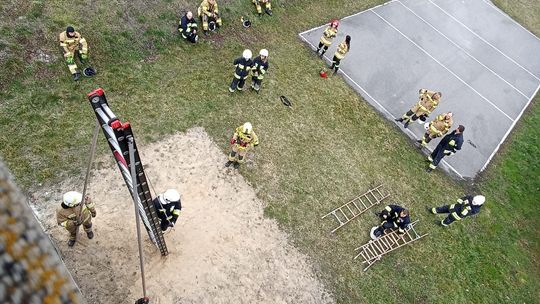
xmin=64 ymin=49 xmax=86 ymax=75
xmin=428 ymin=142 xmax=447 ymax=169
xmin=65 ymin=211 xmax=93 ymax=241
xmin=230 ymin=75 xmax=247 ymax=91
xmin=251 ymin=76 xmax=262 ymax=91
xmin=228 ymin=144 xmax=248 ymax=163
xmin=433 ymin=205 xmax=460 ymax=226
xmin=374 ymin=220 xmax=395 ymax=236
xmin=253 ymin=0 xmax=271 ymax=14
xmin=331 ymin=56 xmax=341 ymax=73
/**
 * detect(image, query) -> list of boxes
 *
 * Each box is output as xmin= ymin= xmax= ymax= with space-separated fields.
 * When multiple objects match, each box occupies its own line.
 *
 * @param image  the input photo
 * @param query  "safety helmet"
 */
xmin=242 ymin=122 xmax=253 ymax=134
xmin=241 ymin=16 xmax=251 ymax=28
xmin=423 ymin=122 xmax=430 ymax=130
xmin=208 ymin=21 xmax=217 ymax=31
xmin=259 ymin=49 xmax=269 ymax=57
xmin=63 ymin=191 xmax=82 ymax=207
xmin=83 ymin=67 xmax=96 ymax=77
xmin=472 ymin=195 xmax=485 ymax=206
xmin=242 ymin=49 xmax=252 ymax=60
xmin=330 ymin=19 xmax=339 ymax=27
xmin=163 ymin=189 xmax=180 ymax=202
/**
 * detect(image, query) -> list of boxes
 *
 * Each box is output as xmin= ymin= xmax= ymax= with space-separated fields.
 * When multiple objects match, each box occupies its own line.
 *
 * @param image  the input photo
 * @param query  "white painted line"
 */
xmin=480 ymin=0 xmax=540 ymax=43
xmin=370 ymin=9 xmax=515 ymax=122
xmin=429 ymin=0 xmax=540 ymax=81
xmin=298 ymin=0 xmax=398 ymax=36
xmin=480 ymin=82 xmax=540 ymax=172
xmin=397 ymin=0 xmax=529 ymax=100
xmin=298 ymin=34 xmax=465 ymax=179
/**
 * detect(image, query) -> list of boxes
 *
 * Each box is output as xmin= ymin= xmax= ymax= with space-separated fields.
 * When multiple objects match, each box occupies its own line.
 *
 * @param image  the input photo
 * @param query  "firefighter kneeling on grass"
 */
xmin=226 ymin=122 xmax=259 ymax=169
xmin=178 ymin=11 xmax=198 ymax=43
xmin=153 ymin=189 xmax=182 ymax=232
xmin=59 ymin=26 xmax=89 ymax=81
xmin=56 ymin=191 xmax=96 ymax=247
xmin=370 ymin=204 xmax=410 ymax=239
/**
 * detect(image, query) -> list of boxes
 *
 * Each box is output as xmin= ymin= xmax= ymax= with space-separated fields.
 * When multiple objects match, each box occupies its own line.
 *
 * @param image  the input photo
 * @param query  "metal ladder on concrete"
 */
xmin=321 ymin=185 xmax=390 ymax=233
xmin=353 ymin=220 xmax=428 ymax=271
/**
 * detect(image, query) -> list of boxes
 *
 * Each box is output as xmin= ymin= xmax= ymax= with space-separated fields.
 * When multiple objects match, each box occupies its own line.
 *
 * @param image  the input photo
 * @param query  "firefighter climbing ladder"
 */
xmin=86 ymin=88 xmax=168 ymax=256
xmin=321 ymin=185 xmax=390 ymax=233
xmin=353 ymin=220 xmax=428 ymax=271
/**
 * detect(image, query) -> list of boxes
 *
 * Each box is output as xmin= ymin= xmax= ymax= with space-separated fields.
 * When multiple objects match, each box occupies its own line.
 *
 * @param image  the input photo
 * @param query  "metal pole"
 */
xmin=77 ymin=120 xmax=100 ymax=233
xmin=128 ymin=137 xmax=147 ymax=299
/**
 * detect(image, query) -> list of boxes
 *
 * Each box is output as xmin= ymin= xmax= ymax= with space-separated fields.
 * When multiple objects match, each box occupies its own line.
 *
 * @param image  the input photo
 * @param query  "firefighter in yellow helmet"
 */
xmin=330 ymin=35 xmax=350 ymax=75
xmin=226 ymin=122 xmax=259 ymax=169
xmin=56 ymin=191 xmax=96 ymax=247
xmin=418 ymin=112 xmax=453 ymax=147
xmin=396 ymin=89 xmax=442 ymax=128
xmin=58 ymin=26 xmax=89 ymax=81
xmin=315 ymin=19 xmax=339 ymax=58
xmin=252 ymin=0 xmax=272 ymax=17
xmin=198 ymin=0 xmax=222 ymax=35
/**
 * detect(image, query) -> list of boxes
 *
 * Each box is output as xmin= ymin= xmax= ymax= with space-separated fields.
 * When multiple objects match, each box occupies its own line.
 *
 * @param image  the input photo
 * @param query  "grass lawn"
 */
xmin=1 ymin=0 xmax=538 ymax=303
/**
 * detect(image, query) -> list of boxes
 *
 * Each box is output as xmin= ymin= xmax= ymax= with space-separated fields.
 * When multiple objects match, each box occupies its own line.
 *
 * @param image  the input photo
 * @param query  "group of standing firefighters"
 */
xmin=54 ymin=0 xmax=486 ymax=283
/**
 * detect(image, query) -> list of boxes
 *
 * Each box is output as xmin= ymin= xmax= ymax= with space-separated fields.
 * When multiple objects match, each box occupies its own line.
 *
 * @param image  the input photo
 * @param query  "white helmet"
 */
xmin=472 ymin=195 xmax=485 ymax=206
xmin=63 ymin=191 xmax=82 ymax=207
xmin=423 ymin=122 xmax=430 ymax=130
xmin=259 ymin=49 xmax=269 ymax=57
xmin=163 ymin=189 xmax=180 ymax=202
xmin=242 ymin=122 xmax=253 ymax=134
xmin=242 ymin=49 xmax=252 ymax=60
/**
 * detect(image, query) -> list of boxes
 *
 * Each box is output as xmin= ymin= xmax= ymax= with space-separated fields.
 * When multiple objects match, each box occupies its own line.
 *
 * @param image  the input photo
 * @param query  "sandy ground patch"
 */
xmin=31 ymin=127 xmax=333 ymax=304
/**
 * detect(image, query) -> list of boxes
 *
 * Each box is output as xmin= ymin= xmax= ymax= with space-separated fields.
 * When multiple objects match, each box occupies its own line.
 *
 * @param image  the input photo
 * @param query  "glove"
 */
xmin=398 ymin=228 xmax=405 ymax=234
xmin=168 ymin=222 xmax=175 ymax=227
xmin=253 ymin=142 xmax=259 ymax=147
xmin=443 ymin=150 xmax=453 ymax=156
xmin=80 ymin=53 xmax=88 ymax=61
xmin=230 ymin=138 xmax=236 ymax=145
xmin=74 ymin=219 xmax=82 ymax=226
xmin=91 ymin=210 xmax=97 ymax=218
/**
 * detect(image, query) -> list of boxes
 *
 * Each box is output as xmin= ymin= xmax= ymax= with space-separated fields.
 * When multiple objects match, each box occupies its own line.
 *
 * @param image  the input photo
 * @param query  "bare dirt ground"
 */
xmin=31 ymin=127 xmax=334 ymax=304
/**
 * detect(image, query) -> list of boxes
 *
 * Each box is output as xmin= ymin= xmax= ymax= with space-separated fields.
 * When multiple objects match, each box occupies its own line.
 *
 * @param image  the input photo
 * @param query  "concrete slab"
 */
xmin=299 ymin=0 xmax=540 ymax=179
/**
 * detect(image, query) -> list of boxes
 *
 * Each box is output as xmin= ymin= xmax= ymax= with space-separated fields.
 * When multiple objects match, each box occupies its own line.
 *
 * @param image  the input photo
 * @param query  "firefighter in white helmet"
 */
xmin=251 ymin=49 xmax=269 ymax=93
xmin=153 ymin=189 xmax=182 ymax=231
xmin=226 ymin=122 xmax=259 ymax=169
xmin=430 ymin=195 xmax=486 ymax=227
xmin=229 ymin=49 xmax=253 ymax=93
xmin=56 ymin=191 xmax=96 ymax=247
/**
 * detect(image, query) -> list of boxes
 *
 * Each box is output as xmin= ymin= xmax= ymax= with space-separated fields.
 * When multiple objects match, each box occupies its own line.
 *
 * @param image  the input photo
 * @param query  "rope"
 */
xmin=77 ymin=120 xmax=100 ymax=231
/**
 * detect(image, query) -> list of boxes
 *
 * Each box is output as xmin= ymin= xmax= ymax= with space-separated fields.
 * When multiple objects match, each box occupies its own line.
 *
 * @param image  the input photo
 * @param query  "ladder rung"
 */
xmin=358 ymin=198 xmax=367 ymax=209
xmin=345 ymin=204 xmax=355 ymax=217
xmin=351 ymin=201 xmax=362 ymax=212
xmin=371 ymin=241 xmax=384 ymax=254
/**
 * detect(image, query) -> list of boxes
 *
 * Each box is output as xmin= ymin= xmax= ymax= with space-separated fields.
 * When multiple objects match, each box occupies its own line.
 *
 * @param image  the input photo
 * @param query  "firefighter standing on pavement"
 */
xmin=418 ymin=112 xmax=453 ymax=147
xmin=330 ymin=35 xmax=351 ymax=75
xmin=396 ymin=89 xmax=442 ymax=128
xmin=179 ymin=11 xmax=198 ymax=43
xmin=427 ymin=125 xmax=465 ymax=172
xmin=56 ymin=191 xmax=96 ymax=247
xmin=431 ymin=195 xmax=485 ymax=227
xmin=198 ymin=0 xmax=222 ymax=35
xmin=226 ymin=122 xmax=259 ymax=169
xmin=153 ymin=189 xmax=182 ymax=232
xmin=252 ymin=0 xmax=272 ymax=17
xmin=59 ymin=26 xmax=89 ymax=81
xmin=370 ymin=204 xmax=410 ymax=239
xmin=229 ymin=49 xmax=253 ymax=93
xmin=251 ymin=49 xmax=269 ymax=93
xmin=315 ymin=20 xmax=339 ymax=58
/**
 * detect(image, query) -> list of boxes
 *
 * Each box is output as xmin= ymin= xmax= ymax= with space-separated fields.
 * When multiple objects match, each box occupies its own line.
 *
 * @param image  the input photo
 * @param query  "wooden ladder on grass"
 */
xmin=353 ymin=220 xmax=428 ymax=271
xmin=321 ymin=185 xmax=390 ymax=233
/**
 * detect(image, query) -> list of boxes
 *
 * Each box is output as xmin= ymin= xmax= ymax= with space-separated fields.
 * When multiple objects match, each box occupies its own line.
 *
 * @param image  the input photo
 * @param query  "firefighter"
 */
xmin=198 ymin=0 xmax=222 ymax=35
xmin=56 ymin=191 xmax=96 ymax=247
xmin=153 ymin=189 xmax=182 ymax=232
xmin=396 ymin=89 xmax=442 ymax=128
xmin=427 ymin=125 xmax=465 ymax=172
xmin=58 ymin=26 xmax=89 ymax=81
xmin=431 ymin=195 xmax=485 ymax=227
xmin=251 ymin=49 xmax=269 ymax=93
xmin=252 ymin=0 xmax=272 ymax=17
xmin=225 ymin=122 xmax=259 ymax=169
xmin=330 ymin=35 xmax=350 ymax=75
xmin=370 ymin=204 xmax=410 ymax=239
xmin=315 ymin=19 xmax=339 ymax=58
xmin=229 ymin=49 xmax=253 ymax=93
xmin=178 ymin=11 xmax=198 ymax=43
xmin=418 ymin=112 xmax=453 ymax=147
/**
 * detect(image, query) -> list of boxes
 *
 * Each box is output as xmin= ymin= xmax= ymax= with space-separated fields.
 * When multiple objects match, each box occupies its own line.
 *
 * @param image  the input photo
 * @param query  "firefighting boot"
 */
xmin=72 ymin=72 xmax=81 ymax=81
xmin=225 ymin=160 xmax=234 ymax=167
xmin=233 ymin=162 xmax=240 ymax=169
xmin=87 ymin=231 xmax=94 ymax=239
